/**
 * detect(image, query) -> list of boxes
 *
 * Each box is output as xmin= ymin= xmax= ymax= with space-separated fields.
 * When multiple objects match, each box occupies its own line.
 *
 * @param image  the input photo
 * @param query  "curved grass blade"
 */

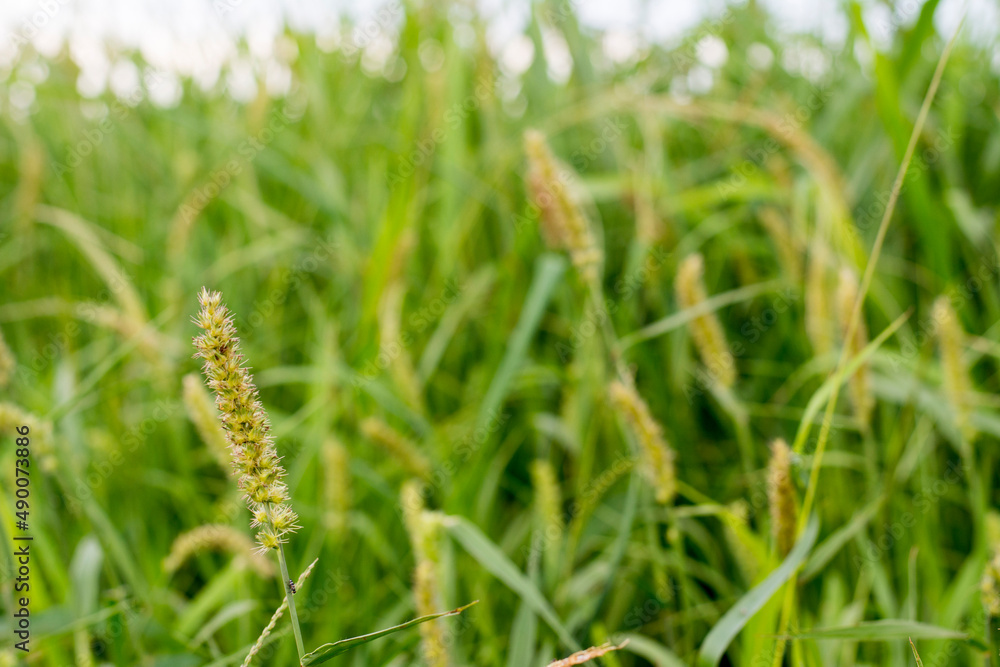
xmin=787 ymin=620 xmax=984 ymax=650
xmin=696 ymin=515 xmax=819 ymax=667
xmin=300 ymin=601 xmax=478 ymax=665
xmin=791 ymin=309 xmax=910 ymax=454
xmin=477 ymin=253 xmax=566 ymax=429
xmin=444 ymin=515 xmax=580 ymax=651
xmin=619 ymin=279 xmax=784 ymax=350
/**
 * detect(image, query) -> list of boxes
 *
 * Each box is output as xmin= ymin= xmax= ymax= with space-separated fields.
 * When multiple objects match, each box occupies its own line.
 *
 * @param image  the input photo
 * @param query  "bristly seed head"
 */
xmin=768 ymin=439 xmax=797 ymax=557
xmin=192 ymin=288 xmax=300 ymax=554
xmin=675 ymin=253 xmax=736 ymax=387
xmin=609 ymin=378 xmax=676 ymax=504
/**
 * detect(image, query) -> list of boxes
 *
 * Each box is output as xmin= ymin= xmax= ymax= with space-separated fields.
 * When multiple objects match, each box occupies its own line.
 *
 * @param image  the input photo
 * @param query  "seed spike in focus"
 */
xmin=192 ymin=288 xmax=300 ymax=553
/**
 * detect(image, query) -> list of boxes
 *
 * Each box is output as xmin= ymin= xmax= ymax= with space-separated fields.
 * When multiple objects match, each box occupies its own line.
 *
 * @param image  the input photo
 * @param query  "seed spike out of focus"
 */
xmin=523 ymin=129 xmax=602 ymax=283
xmin=676 ymin=253 xmax=736 ymax=387
xmin=609 ymin=378 xmax=676 ymax=504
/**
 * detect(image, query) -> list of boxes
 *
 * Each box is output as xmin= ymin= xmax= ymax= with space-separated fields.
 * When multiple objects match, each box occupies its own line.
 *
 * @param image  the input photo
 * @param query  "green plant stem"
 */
xmin=276 ymin=541 xmax=306 ymax=663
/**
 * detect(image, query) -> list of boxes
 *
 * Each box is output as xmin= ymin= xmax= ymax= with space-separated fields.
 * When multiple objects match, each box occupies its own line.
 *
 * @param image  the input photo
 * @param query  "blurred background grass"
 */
xmin=1 ymin=0 xmax=1000 ymax=665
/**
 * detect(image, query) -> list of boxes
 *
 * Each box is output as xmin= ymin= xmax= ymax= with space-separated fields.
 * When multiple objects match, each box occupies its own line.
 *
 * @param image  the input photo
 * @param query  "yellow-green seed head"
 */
xmin=768 ymin=439 xmax=797 ymax=557
xmin=933 ymin=296 xmax=975 ymax=442
xmin=182 ymin=373 xmax=230 ymax=470
xmin=362 ymin=418 xmax=432 ymax=479
xmin=192 ymin=288 xmax=299 ymax=553
xmin=609 ymin=379 xmax=676 ymax=504
xmin=676 ymin=253 xmax=736 ymax=387
xmin=400 ymin=480 xmax=448 ymax=667
xmin=163 ymin=524 xmax=275 ymax=577
xmin=530 ymin=459 xmax=564 ymax=538
xmin=524 ymin=129 xmax=602 ymax=282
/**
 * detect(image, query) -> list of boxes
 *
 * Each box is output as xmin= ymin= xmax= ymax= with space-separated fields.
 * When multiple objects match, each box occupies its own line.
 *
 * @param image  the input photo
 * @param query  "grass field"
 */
xmin=1 ymin=1 xmax=1000 ymax=665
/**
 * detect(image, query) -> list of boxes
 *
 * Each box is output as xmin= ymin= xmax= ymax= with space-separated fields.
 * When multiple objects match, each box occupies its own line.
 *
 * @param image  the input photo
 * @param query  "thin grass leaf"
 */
xmin=477 ymin=253 xmax=566 ymax=429
xmin=444 ymin=515 xmax=579 ymax=651
xmin=300 ymin=602 xmax=478 ymax=665
xmin=696 ymin=515 xmax=819 ymax=667
xmin=787 ymin=620 xmax=983 ymax=649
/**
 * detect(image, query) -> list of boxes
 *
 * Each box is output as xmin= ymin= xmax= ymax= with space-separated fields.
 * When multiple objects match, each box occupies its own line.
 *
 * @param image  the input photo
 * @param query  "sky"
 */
xmin=0 ymin=0 xmax=995 ymax=106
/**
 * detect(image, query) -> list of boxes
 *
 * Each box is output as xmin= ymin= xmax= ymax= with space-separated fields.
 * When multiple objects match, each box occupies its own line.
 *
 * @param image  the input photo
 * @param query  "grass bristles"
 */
xmin=192 ymin=288 xmax=301 ymax=553
xmin=933 ymin=296 xmax=975 ymax=442
xmin=163 ymin=524 xmax=275 ymax=578
xmin=401 ymin=481 xmax=449 ymax=667
xmin=767 ymin=439 xmax=797 ymax=557
xmin=609 ymin=379 xmax=676 ymax=504
xmin=675 ymin=253 xmax=736 ymax=387
xmin=181 ymin=373 xmax=231 ymax=470
xmin=835 ymin=268 xmax=873 ymax=428
xmin=361 ymin=417 xmax=432 ymax=479
xmin=523 ymin=129 xmax=602 ymax=283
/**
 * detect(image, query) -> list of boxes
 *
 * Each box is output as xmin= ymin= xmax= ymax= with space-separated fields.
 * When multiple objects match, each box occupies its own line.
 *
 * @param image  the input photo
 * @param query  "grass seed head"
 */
xmin=768 ymin=439 xmax=797 ymax=557
xmin=400 ymin=480 xmax=449 ymax=667
xmin=933 ymin=296 xmax=975 ymax=442
xmin=323 ymin=438 xmax=351 ymax=534
xmin=182 ymin=373 xmax=230 ymax=470
xmin=530 ymin=459 xmax=564 ymax=540
xmin=0 ymin=402 xmax=56 ymax=473
xmin=609 ymin=379 xmax=676 ymax=504
xmin=523 ymin=129 xmax=601 ymax=282
xmin=362 ymin=418 xmax=432 ymax=479
xmin=163 ymin=524 xmax=275 ymax=577
xmin=675 ymin=253 xmax=736 ymax=387
xmin=192 ymin=288 xmax=300 ymax=553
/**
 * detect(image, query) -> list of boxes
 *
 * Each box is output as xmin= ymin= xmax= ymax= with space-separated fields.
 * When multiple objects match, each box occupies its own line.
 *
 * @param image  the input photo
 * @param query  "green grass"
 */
xmin=1 ymin=1 xmax=1000 ymax=665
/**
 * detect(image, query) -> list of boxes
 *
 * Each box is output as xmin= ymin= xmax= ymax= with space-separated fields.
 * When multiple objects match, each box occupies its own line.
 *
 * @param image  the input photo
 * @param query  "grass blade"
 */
xmin=300 ymin=602 xmax=478 ymax=665
xmin=444 ymin=515 xmax=580 ymax=651
xmin=477 ymin=253 xmax=566 ymax=429
xmin=788 ymin=620 xmax=983 ymax=648
xmin=696 ymin=515 xmax=820 ymax=667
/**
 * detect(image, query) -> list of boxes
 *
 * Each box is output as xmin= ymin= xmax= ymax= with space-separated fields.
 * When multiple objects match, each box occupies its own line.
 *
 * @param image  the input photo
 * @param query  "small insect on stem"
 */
xmin=288 ymin=579 xmax=296 ymax=594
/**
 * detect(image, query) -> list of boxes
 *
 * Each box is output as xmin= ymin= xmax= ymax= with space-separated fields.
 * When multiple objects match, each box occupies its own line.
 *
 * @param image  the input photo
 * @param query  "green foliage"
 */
xmin=0 ymin=2 xmax=998 ymax=665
